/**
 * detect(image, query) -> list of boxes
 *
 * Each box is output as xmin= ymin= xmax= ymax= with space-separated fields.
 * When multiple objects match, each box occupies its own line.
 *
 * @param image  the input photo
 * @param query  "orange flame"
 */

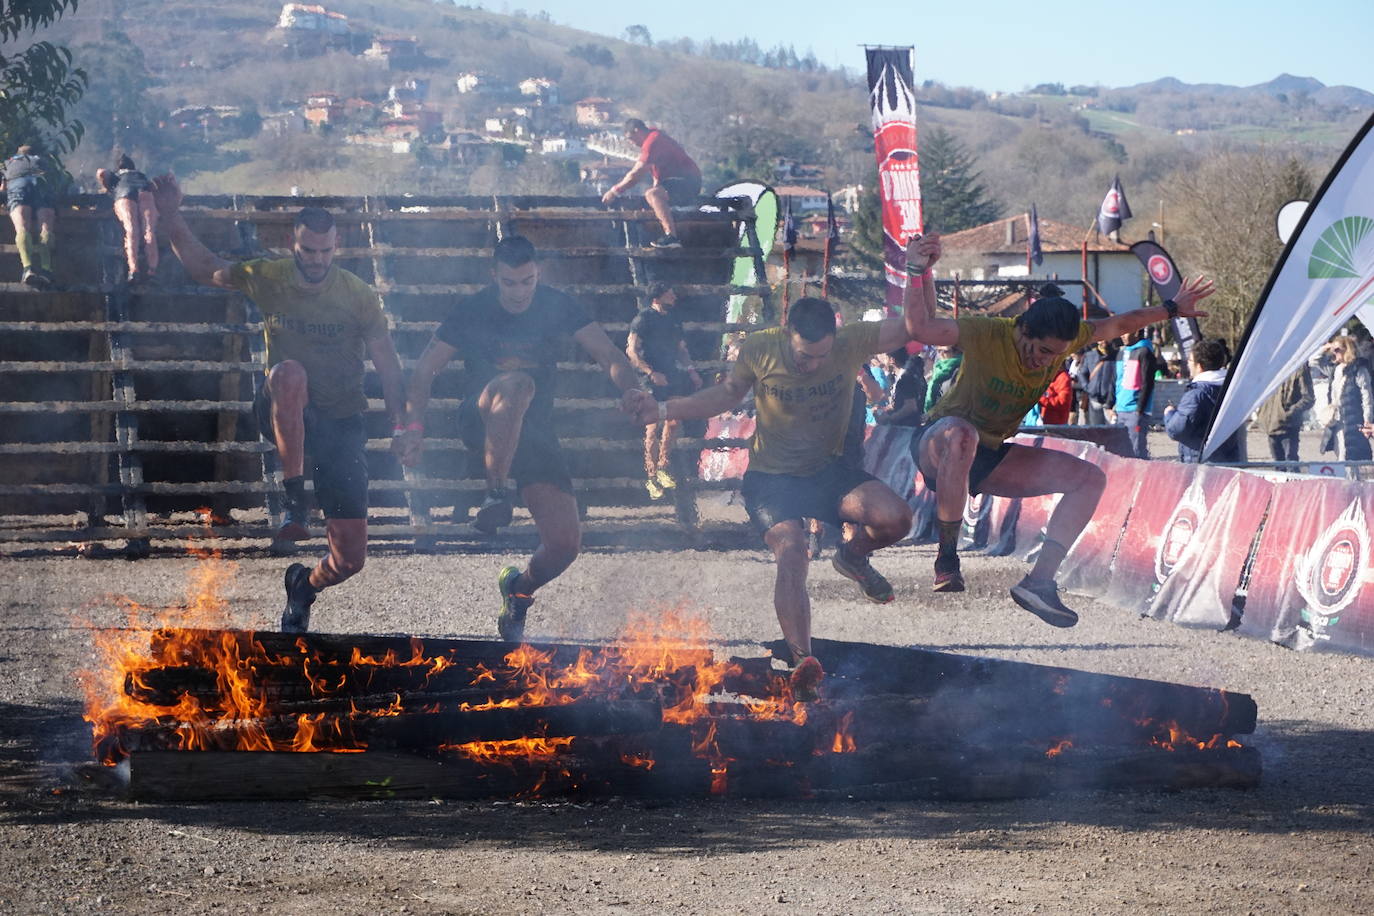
xmin=1045 ymin=737 xmax=1073 ymax=758
xmin=831 ymin=710 xmax=856 ymax=754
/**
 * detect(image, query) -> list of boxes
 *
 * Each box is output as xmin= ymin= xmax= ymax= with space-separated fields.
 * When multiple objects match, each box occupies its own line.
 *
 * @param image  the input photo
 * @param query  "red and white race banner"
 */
xmin=865 ymin=47 xmax=923 ymax=312
xmin=697 ymin=414 xmax=755 ymax=482
xmin=1242 ymin=477 xmax=1374 ymax=654
xmin=1057 ymin=448 xmax=1147 ymax=594
xmin=1105 ymin=461 xmax=1207 ymax=613
xmin=1010 ymin=437 xmax=1090 ymax=561
xmin=1145 ymin=468 xmax=1273 ymax=628
xmin=861 ymin=424 xmax=932 ymax=540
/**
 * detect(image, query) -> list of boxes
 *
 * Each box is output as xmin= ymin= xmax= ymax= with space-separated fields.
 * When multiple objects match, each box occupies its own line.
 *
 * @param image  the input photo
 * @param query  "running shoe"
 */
xmin=281 ymin=563 xmax=317 ymax=633
xmin=933 ymin=554 xmax=965 ymax=593
xmin=497 ymin=565 xmax=533 ymax=642
xmin=21 ymin=269 xmax=42 ymax=289
xmin=832 ymin=547 xmax=895 ymax=603
xmin=649 ymin=235 xmax=682 ymax=249
xmin=473 ymin=488 xmax=513 ymax=534
xmin=1010 ymin=578 xmax=1079 ymax=628
xmin=276 ymin=504 xmax=310 ymax=542
xmin=644 ymin=477 xmax=665 ymax=500
xmin=654 ymin=468 xmax=677 ymax=490
xmin=789 ymin=655 xmax=824 ymax=703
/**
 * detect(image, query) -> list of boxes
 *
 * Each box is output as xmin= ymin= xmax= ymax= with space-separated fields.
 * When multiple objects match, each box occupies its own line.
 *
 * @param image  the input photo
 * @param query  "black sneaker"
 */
xmin=832 ymin=547 xmax=894 ymax=603
xmin=21 ymin=269 xmax=42 ymax=289
xmin=281 ymin=563 xmax=317 ymax=633
xmin=1010 ymin=578 xmax=1079 ymax=628
xmin=649 ymin=235 xmax=682 ymax=249
xmin=473 ymin=488 xmax=513 ymax=534
xmin=933 ymin=553 xmax=965 ymax=593
xmin=276 ymin=504 xmax=309 ymax=542
xmin=497 ymin=565 xmax=533 ymax=642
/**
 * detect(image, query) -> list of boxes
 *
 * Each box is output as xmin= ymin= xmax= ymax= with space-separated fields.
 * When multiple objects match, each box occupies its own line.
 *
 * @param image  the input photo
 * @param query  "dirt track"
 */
xmin=2 ymin=529 xmax=1374 ymax=914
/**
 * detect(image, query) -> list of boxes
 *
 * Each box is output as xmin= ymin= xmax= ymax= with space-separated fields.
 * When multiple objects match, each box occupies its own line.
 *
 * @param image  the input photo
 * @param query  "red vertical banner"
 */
xmin=865 ymin=47 xmax=923 ymax=313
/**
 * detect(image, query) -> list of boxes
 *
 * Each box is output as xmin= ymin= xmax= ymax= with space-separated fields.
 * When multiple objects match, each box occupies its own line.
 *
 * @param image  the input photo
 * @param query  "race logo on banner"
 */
xmin=1130 ymin=240 xmax=1200 ymax=359
xmin=865 ymin=47 xmax=923 ymax=312
xmin=1294 ymin=499 xmax=1370 ymax=640
xmin=1154 ymin=478 xmax=1208 ymax=586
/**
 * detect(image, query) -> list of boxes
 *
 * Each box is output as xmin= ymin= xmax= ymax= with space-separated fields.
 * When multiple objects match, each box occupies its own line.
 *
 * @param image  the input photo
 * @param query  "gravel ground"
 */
xmin=2 ymin=502 xmax=1374 ymax=916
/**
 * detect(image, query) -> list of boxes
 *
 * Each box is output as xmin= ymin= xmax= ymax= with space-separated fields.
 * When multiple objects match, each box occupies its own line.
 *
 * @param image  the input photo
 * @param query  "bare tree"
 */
xmin=1164 ymin=149 xmax=1318 ymax=345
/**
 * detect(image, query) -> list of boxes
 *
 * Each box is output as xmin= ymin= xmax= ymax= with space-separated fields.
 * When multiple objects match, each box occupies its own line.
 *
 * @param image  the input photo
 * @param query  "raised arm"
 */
xmin=902 ymin=234 xmax=959 ymax=347
xmin=1090 ymin=276 xmax=1214 ymax=343
xmin=150 ymin=173 xmax=238 ymax=289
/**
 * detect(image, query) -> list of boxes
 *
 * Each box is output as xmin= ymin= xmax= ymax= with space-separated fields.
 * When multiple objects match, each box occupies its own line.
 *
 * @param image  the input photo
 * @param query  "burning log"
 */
xmin=774 ymin=638 xmax=1258 ymax=741
xmin=367 ymin=698 xmax=664 ymax=750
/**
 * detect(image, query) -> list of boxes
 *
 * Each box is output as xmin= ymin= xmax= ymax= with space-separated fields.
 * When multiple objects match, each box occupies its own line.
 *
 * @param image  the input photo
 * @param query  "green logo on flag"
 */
xmin=1308 ymin=215 xmax=1374 ymax=278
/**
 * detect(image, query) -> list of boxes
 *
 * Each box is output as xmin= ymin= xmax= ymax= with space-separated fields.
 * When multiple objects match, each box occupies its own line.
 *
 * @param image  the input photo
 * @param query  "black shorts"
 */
xmin=912 ymin=421 xmax=1012 ymax=496
xmin=255 ymin=388 xmax=369 ymax=519
xmin=841 ymin=383 xmax=867 ymax=470
xmin=458 ymin=398 xmax=573 ymax=494
xmin=741 ymin=459 xmax=876 ymax=534
xmin=5 ymin=177 xmax=51 ymax=210
xmin=645 ymin=369 xmax=695 ymax=402
xmin=660 ymin=175 xmax=703 ymax=207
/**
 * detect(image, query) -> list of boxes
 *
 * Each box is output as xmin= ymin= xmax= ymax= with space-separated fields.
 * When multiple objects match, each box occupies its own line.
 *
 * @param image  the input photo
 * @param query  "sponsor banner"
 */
xmin=984 ymin=495 xmax=1020 ymax=557
xmin=1057 ymin=450 xmax=1147 ymax=594
xmin=1105 ymin=460 xmax=1202 ymax=612
xmin=1204 ymin=113 xmax=1374 ymax=457
xmin=865 ymin=47 xmax=923 ymax=311
xmin=959 ymin=492 xmax=992 ymax=551
xmin=1147 ymin=469 xmax=1273 ymax=628
xmin=1244 ymin=477 xmax=1374 ymax=654
xmin=1008 ymin=437 xmax=1092 ymax=561
xmin=697 ymin=415 xmax=754 ymax=482
xmin=1130 ymin=240 xmax=1201 ymax=360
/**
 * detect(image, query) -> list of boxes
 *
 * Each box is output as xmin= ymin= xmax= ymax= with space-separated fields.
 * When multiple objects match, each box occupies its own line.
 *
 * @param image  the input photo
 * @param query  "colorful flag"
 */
xmin=1097 ymin=175 xmax=1133 ymax=237
xmin=1203 ymin=112 xmax=1374 ymax=458
xmin=865 ymin=46 xmax=923 ymax=311
xmin=826 ymin=192 xmax=840 ymax=257
xmin=1028 ymin=204 xmax=1043 ymax=266
xmin=782 ymin=197 xmax=797 ymax=254
xmin=1130 ymin=239 xmax=1200 ymax=360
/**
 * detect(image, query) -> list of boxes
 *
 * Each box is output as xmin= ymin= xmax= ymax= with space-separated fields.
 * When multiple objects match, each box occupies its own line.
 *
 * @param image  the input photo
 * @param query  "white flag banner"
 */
xmin=1205 ymin=114 xmax=1374 ymax=458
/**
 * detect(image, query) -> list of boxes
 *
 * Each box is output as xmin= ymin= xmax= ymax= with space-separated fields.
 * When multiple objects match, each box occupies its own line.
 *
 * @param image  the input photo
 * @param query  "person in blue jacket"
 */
xmin=1114 ymin=328 xmax=1157 ymax=458
xmin=1163 ymin=338 xmax=1241 ymax=463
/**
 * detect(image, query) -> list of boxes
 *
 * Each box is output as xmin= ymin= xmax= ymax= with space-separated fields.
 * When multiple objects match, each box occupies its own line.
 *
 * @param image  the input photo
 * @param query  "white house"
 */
xmin=773 ymin=185 xmax=830 ymax=214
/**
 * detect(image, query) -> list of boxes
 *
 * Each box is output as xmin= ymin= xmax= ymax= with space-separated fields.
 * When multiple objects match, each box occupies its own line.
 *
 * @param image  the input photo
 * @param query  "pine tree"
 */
xmin=919 ymin=127 xmax=1001 ymax=233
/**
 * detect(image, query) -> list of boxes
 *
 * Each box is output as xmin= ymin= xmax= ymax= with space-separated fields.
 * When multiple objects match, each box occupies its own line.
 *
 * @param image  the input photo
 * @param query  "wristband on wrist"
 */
xmin=1163 ymin=299 xmax=1179 ymax=320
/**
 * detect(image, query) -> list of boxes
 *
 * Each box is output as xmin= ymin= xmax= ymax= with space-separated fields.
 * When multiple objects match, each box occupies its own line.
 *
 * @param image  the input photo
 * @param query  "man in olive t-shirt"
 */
xmin=905 ymin=241 xmax=1215 ymax=627
xmin=633 ymin=251 xmax=942 ymax=697
xmin=154 ymin=174 xmax=406 ymax=634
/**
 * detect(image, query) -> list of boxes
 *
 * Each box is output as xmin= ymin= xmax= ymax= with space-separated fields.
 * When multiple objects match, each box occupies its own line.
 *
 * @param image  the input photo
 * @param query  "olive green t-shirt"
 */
xmin=229 ymin=258 xmax=388 ymax=418
xmin=926 ymin=315 xmax=1094 ymax=448
xmin=731 ymin=322 xmax=884 ymax=476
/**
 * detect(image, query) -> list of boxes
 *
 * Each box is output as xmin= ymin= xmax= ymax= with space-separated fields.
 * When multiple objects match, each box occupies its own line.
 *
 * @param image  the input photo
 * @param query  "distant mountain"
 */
xmin=1121 ymin=73 xmax=1374 ymax=108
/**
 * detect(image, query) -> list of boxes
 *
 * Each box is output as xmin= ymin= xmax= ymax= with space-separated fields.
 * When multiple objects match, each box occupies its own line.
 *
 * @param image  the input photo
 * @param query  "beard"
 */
xmin=294 ymin=251 xmax=330 ymax=284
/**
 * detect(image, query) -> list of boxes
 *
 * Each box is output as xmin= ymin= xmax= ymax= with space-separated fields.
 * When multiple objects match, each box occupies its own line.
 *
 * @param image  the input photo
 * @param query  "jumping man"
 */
xmin=153 ymin=174 xmax=407 ymax=633
xmin=395 ymin=235 xmax=645 ymax=642
xmin=905 ymin=233 xmax=1214 ymax=626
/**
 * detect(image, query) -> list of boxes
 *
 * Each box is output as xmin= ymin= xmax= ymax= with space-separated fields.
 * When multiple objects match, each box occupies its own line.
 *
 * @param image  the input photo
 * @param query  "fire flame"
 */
xmin=1045 ymin=738 xmax=1073 ymax=758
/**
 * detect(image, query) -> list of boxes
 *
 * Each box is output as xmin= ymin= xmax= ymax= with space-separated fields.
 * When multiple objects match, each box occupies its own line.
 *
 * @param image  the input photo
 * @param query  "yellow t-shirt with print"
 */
xmin=731 ymin=322 xmax=884 ymax=476
xmin=229 ymin=258 xmax=388 ymax=418
xmin=926 ymin=315 xmax=1093 ymax=448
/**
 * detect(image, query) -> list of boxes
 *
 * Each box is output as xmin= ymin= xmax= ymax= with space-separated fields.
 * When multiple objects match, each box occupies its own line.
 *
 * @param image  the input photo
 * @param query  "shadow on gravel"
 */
xmin=3 ymin=710 xmax=1371 ymax=853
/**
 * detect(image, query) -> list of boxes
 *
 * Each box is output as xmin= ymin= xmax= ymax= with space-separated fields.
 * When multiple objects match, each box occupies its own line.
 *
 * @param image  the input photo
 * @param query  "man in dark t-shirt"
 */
xmin=626 ymin=283 xmax=701 ymax=498
xmin=398 ymin=235 xmax=646 ymax=641
xmin=601 ymin=118 xmax=702 ymax=249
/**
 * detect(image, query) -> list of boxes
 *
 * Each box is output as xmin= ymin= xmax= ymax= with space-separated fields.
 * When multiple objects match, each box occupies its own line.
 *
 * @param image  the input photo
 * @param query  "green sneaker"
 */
xmin=497 ymin=565 xmax=533 ymax=642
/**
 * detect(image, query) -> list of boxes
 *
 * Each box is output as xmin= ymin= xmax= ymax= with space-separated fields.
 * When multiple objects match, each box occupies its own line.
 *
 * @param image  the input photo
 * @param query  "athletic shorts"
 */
xmin=645 ymin=368 xmax=695 ymax=403
xmin=841 ymin=383 xmax=867 ymax=470
xmin=912 ymin=420 xmax=1012 ymax=496
xmin=5 ymin=176 xmax=51 ymax=210
xmin=741 ymin=459 xmax=876 ymax=534
xmin=660 ymin=175 xmax=703 ymax=207
xmin=254 ymin=388 xmax=369 ymax=519
xmin=457 ymin=397 xmax=574 ymax=494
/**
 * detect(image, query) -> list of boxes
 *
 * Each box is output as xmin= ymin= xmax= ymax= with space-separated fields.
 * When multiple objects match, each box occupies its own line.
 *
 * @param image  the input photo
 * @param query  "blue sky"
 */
xmin=507 ymin=0 xmax=1374 ymax=94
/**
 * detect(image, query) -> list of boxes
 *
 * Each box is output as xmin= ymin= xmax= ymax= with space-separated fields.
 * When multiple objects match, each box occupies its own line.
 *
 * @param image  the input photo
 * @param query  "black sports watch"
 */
xmin=1163 ymin=299 xmax=1179 ymax=320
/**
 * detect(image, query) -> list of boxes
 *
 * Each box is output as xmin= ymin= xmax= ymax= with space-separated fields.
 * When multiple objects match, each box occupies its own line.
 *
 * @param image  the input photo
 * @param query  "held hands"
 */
xmin=1173 ymin=276 xmax=1216 ymax=317
xmin=150 ymin=172 xmax=183 ymax=212
xmin=621 ymin=387 xmax=653 ymax=419
xmin=904 ymin=232 xmax=943 ymax=271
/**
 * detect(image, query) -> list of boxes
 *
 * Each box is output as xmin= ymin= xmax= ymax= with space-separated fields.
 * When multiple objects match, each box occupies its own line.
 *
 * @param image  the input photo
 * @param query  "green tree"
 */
xmin=0 ymin=0 xmax=87 ymax=155
xmin=845 ymin=171 xmax=885 ymax=271
xmin=67 ymin=32 xmax=163 ymax=169
xmin=920 ymin=127 xmax=1002 ymax=233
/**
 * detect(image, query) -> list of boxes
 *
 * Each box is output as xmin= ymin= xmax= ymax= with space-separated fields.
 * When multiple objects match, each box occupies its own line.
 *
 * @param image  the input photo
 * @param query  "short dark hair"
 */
xmin=1038 ymin=282 xmax=1064 ymax=299
xmin=116 ymin=154 xmax=136 ymax=171
xmin=1193 ymin=338 xmax=1229 ymax=372
xmin=493 ymin=235 xmax=537 ymax=268
xmin=886 ymin=348 xmax=908 ymax=364
xmin=623 ymin=118 xmax=647 ymax=134
xmin=1015 ymin=296 xmax=1080 ymax=343
xmin=648 ymin=282 xmax=673 ymax=301
xmin=786 ymin=297 xmax=837 ymax=343
xmin=294 ymin=206 xmax=335 ymax=234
